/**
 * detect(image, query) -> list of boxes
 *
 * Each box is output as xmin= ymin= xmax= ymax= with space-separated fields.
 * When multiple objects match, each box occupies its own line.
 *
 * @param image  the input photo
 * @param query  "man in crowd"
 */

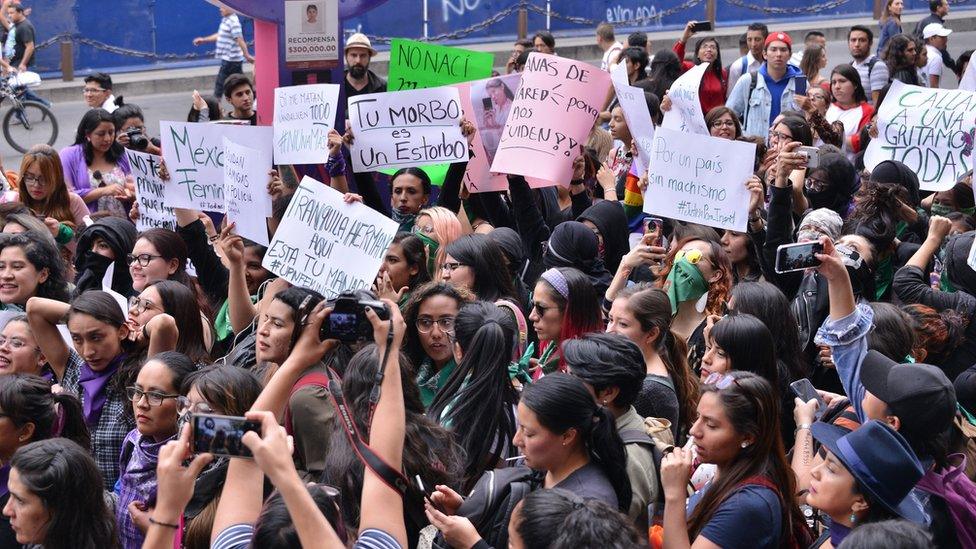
xmin=914 ymin=0 xmax=949 ymax=38
xmin=193 ymin=5 xmax=254 ymax=99
xmin=727 ymin=22 xmax=768 ymax=97
xmin=789 ymin=31 xmax=826 ymax=66
xmin=343 ymin=33 xmax=386 ymax=98
xmin=83 ymin=72 xmax=119 ymax=113
xmin=505 ymin=38 xmax=533 ymax=74
xmin=924 ymin=23 xmax=953 ymax=88
xmin=596 ymin=22 xmax=623 ymax=72
xmin=0 ymin=1 xmax=47 ymax=106
xmin=848 ymin=25 xmax=888 ymax=105
xmin=728 ymin=31 xmax=803 ymax=138
xmin=222 ymin=73 xmax=256 ymax=125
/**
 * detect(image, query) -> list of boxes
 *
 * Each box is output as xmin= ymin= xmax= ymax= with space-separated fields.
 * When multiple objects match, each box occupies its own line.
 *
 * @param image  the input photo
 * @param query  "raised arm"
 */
xmin=215 ymin=225 xmax=258 ymax=333
xmin=25 ymin=297 xmax=70 ymax=380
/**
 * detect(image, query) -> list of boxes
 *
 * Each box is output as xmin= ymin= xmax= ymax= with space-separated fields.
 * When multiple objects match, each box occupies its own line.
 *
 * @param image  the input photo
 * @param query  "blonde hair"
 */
xmin=17 ymin=145 xmax=75 ymax=227
xmin=418 ymin=206 xmax=462 ymax=280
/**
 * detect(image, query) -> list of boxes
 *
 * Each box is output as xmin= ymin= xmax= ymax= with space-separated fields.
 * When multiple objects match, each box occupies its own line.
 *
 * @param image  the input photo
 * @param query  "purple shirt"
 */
xmin=59 ymin=144 xmax=131 ymax=211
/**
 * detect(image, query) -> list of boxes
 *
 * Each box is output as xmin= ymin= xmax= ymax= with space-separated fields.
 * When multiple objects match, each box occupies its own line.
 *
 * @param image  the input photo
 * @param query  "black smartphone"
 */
xmin=690 ymin=21 xmax=713 ymax=32
xmin=192 ymin=413 xmax=261 ymax=458
xmin=775 ymin=242 xmax=823 ymax=273
xmin=481 ymin=97 xmax=494 ymax=111
xmin=794 ymin=75 xmax=808 ymax=96
xmin=790 ymin=378 xmax=826 ymax=419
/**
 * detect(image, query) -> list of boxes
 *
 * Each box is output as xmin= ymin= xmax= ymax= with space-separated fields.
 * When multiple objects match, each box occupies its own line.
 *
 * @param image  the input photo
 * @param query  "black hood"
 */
xmin=944 ymin=231 xmax=976 ymax=295
xmin=74 ymin=217 xmax=138 ymax=296
xmin=578 ymin=200 xmax=629 ymax=274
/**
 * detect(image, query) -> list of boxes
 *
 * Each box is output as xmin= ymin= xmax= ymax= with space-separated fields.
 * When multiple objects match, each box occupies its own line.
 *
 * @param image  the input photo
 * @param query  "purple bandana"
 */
xmin=78 ymin=354 xmax=125 ymax=428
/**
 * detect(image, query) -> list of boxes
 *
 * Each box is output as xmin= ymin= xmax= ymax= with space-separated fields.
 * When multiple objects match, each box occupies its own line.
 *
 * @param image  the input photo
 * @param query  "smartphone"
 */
xmin=192 ymin=413 xmax=261 ymax=458
xmin=481 ymin=97 xmax=493 ymax=111
xmin=775 ymin=242 xmax=823 ymax=273
xmin=790 ymin=378 xmax=826 ymax=419
xmin=797 ymin=145 xmax=820 ymax=169
xmin=643 ymin=217 xmax=663 ymax=235
xmin=690 ymin=21 xmax=714 ymax=32
xmin=794 ymin=75 xmax=808 ymax=97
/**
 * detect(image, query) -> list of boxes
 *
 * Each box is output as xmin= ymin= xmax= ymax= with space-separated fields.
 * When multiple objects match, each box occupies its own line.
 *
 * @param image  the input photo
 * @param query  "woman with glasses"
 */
xmin=127 ymin=280 xmax=210 ymax=365
xmin=441 ymin=234 xmax=519 ymax=305
xmin=116 ymin=350 xmax=196 ymax=549
xmin=129 ymin=228 xmax=213 ymax=320
xmin=413 ymin=206 xmax=461 ymax=280
xmin=1 ymin=145 xmax=88 ymax=256
xmin=59 ymin=108 xmax=133 ymax=215
xmin=762 ymin=114 xmax=815 ymax=215
xmin=660 ymin=371 xmax=812 ymax=549
xmin=0 ymin=314 xmax=46 ymax=376
xmin=403 ymin=282 xmax=472 ymax=407
xmin=825 ymin=65 xmax=874 ymax=162
xmin=0 ymin=373 xmax=90 ymax=547
xmin=704 ymin=106 xmax=741 ymax=141
xmin=674 ymin=22 xmax=727 ymax=114
xmin=0 ymin=231 xmax=69 ymax=311
xmin=26 ymin=290 xmax=138 ymax=488
xmin=803 ymin=152 xmax=858 ymax=219
xmin=528 ymin=267 xmax=602 ymax=378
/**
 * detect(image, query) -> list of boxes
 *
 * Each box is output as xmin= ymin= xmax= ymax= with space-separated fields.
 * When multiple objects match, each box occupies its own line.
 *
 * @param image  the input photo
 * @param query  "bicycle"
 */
xmin=0 ymin=71 xmax=58 ymax=154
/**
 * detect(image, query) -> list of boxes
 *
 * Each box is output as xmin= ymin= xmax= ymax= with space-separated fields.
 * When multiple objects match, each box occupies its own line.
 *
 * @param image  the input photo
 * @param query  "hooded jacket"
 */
xmin=578 ymin=201 xmax=630 ymax=274
xmin=807 ymin=153 xmax=857 ymax=218
xmin=73 ymin=217 xmax=137 ymax=297
xmin=542 ymin=221 xmax=612 ymax=296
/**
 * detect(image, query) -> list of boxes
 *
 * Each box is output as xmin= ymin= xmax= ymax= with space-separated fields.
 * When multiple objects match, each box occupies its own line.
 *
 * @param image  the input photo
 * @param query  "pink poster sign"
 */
xmin=453 ymin=82 xmax=508 ymax=193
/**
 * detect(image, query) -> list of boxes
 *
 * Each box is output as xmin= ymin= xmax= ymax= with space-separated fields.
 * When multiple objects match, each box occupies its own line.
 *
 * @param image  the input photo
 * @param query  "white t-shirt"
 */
xmin=601 ymin=41 xmax=624 ymax=71
xmin=925 ymin=44 xmax=944 ymax=86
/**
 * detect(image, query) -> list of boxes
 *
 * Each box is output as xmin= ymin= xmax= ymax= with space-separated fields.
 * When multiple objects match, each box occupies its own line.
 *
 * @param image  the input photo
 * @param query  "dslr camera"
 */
xmin=124 ymin=127 xmax=149 ymax=151
xmin=320 ymin=291 xmax=390 ymax=342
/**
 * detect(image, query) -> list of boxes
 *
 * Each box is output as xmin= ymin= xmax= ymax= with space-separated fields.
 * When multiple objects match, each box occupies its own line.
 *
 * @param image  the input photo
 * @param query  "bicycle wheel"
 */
xmin=3 ymin=101 xmax=58 ymax=154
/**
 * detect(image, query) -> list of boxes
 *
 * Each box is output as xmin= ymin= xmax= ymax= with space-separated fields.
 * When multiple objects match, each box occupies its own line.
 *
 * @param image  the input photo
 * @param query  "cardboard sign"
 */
xmin=642 ymin=127 xmax=756 ymax=232
xmin=273 ymin=83 xmax=340 ymax=165
xmin=160 ymin=122 xmax=273 ymax=212
xmin=661 ymin=62 xmax=709 ymax=136
xmin=347 ymin=87 xmax=467 ymax=172
xmin=387 ymin=38 xmax=494 ymax=91
xmin=611 ymin=63 xmax=656 ymax=176
xmin=490 ymin=53 xmax=610 ymax=186
xmin=863 ymin=80 xmax=976 ymax=191
xmin=263 ymin=176 xmax=397 ymax=298
xmin=284 ymin=0 xmax=339 ymax=69
xmin=126 ymin=150 xmax=176 ymax=231
xmin=223 ymin=138 xmax=272 ymax=246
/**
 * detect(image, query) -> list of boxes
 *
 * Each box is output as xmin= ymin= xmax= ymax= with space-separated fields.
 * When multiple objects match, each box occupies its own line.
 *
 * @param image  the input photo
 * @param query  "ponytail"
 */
xmin=586 ymin=404 xmax=633 ymax=512
xmin=52 ymin=392 xmax=91 ymax=451
xmin=0 ymin=374 xmax=90 ymax=451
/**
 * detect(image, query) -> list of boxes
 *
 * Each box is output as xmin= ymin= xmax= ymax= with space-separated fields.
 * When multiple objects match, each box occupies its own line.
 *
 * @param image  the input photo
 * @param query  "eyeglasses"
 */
xmin=768 ymin=130 xmax=792 ymax=143
xmin=126 ymin=253 xmax=163 ymax=267
xmin=128 ymin=296 xmax=160 ymax=315
xmin=441 ymin=262 xmax=465 ymax=273
xmin=0 ymin=336 xmax=38 ymax=351
xmin=176 ymin=398 xmax=212 ymax=416
xmin=710 ymin=120 xmax=737 ymax=128
xmin=126 ymin=386 xmax=181 ymax=407
xmin=414 ymin=224 xmax=435 ymax=235
xmin=82 ymin=87 xmax=107 ymax=95
xmin=703 ymin=372 xmax=745 ymax=390
xmin=416 ymin=317 xmax=456 ymax=334
xmin=21 ymin=174 xmax=47 ymax=188
xmin=804 ymin=176 xmax=829 ymax=193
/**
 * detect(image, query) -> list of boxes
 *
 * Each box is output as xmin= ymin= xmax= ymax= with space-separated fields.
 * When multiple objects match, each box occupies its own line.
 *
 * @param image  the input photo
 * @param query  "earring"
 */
xmin=849 ymin=512 xmax=857 ymax=524
xmin=695 ymin=292 xmax=709 ymax=313
xmin=601 ymin=400 xmax=608 ymax=406
xmin=740 ymin=441 xmax=749 ymax=448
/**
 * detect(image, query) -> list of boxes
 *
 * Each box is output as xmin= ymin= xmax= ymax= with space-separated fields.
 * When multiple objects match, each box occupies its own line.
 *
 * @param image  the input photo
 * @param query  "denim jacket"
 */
xmin=727 ymin=67 xmax=802 ymax=139
xmin=813 ymin=303 xmax=874 ymax=421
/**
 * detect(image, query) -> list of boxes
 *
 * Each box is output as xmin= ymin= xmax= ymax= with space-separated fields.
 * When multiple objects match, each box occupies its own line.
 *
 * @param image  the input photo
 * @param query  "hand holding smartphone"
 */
xmin=690 ymin=21 xmax=714 ymax=32
xmin=191 ymin=413 xmax=261 ymax=459
xmin=775 ymin=242 xmax=823 ymax=273
xmin=790 ymin=378 xmax=826 ymax=420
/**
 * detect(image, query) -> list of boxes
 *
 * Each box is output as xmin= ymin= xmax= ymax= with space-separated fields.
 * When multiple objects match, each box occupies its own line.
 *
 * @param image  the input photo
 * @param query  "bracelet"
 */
xmin=326 ymin=154 xmax=346 ymax=178
xmin=148 ymin=517 xmax=179 ymax=530
xmin=795 ymin=423 xmax=812 ymax=434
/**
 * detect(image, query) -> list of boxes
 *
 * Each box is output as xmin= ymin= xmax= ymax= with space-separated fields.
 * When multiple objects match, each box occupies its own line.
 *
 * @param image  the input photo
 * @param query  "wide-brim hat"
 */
xmin=345 ymin=32 xmax=377 ymax=56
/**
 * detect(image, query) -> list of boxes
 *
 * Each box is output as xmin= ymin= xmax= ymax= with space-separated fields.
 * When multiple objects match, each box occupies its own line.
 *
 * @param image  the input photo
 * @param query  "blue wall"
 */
xmin=23 ymin=0 xmax=975 ymax=75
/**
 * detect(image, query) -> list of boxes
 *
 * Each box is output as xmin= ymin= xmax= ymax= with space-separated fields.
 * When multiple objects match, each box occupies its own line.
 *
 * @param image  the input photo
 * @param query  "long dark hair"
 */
xmin=687 ymin=372 xmax=809 ymax=547
xmin=867 ymin=302 xmax=915 ymax=361
xmin=883 ymin=34 xmax=917 ymax=74
xmin=0 ymin=374 xmax=90 ymax=450
xmin=646 ymin=49 xmax=682 ymax=99
xmin=444 ymin=234 xmax=518 ymax=303
xmin=148 ymin=280 xmax=210 ymax=364
xmin=561 ymin=332 xmax=645 ymax=408
xmin=514 ymin=488 xmax=640 ymax=549
xmin=538 ymin=267 xmax=603 ymax=349
xmin=830 ymin=63 xmax=868 ymax=104
xmin=694 ymin=37 xmax=724 ymax=80
xmin=402 ymin=282 xmax=472 ymax=370
xmin=614 ymin=284 xmax=698 ymax=433
xmin=0 ymin=231 xmax=69 ymax=303
xmin=730 ymin=282 xmax=806 ymax=380
xmin=391 ymin=232 xmax=431 ymax=291
xmin=73 ymin=108 xmax=126 ymax=165
xmin=10 ymin=439 xmax=119 ymax=549
xmin=710 ymin=313 xmax=781 ymax=388
xmin=136 ymin=229 xmax=213 ymax=319
xmin=520 ymin=373 xmax=632 ymax=512
xmin=428 ymin=301 xmax=518 ymax=490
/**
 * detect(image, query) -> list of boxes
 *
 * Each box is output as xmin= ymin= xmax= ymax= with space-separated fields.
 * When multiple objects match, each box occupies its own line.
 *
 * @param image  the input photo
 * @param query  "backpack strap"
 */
xmin=618 ymin=428 xmax=654 ymax=446
xmin=744 ymin=71 xmax=759 ymax=131
xmin=283 ymin=371 xmax=330 ymax=435
xmin=494 ymin=298 xmax=528 ymax=360
xmin=741 ymin=55 xmax=749 ymax=78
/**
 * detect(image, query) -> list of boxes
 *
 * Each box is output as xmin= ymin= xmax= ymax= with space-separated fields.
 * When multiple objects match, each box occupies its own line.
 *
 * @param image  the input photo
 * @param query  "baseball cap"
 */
xmin=764 ymin=31 xmax=793 ymax=50
xmin=859 ymin=350 xmax=956 ymax=437
xmin=923 ymin=23 xmax=953 ymax=39
xmin=345 ymin=33 xmax=377 ymax=56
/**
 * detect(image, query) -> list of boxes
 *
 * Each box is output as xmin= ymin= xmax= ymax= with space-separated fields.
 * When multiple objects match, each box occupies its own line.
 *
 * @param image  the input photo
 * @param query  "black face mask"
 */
xmin=847 ymin=263 xmax=875 ymax=300
xmin=81 ymin=249 xmax=113 ymax=271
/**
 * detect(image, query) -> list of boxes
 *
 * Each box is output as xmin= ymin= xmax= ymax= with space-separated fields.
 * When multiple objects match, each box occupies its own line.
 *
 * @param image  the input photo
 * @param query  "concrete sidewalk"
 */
xmin=34 ymin=8 xmax=976 ymax=104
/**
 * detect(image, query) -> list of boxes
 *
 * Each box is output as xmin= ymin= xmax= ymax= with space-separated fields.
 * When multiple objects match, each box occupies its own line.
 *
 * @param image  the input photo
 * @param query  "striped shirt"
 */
xmin=212 ymin=524 xmax=401 ymax=549
xmin=215 ymin=14 xmax=244 ymax=62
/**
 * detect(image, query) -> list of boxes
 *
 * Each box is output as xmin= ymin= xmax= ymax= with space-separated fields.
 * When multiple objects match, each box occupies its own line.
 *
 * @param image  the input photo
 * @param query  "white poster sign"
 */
xmin=126 ymin=150 xmax=176 ymax=231
xmin=662 ymin=62 xmax=709 ymax=136
xmin=611 ymin=63 xmax=656 ymax=175
xmin=223 ymin=138 xmax=272 ymax=246
xmin=273 ymin=83 xmax=340 ymax=165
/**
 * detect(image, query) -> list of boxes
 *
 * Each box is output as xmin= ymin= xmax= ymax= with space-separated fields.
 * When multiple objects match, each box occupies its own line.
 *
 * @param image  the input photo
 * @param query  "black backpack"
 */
xmin=440 ymin=466 xmax=543 ymax=548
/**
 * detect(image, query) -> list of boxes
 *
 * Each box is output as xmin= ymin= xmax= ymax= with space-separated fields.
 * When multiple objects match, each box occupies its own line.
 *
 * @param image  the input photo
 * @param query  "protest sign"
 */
xmin=490 ymin=53 xmax=610 ymax=186
xmin=961 ymin=55 xmax=976 ymax=92
xmin=223 ymin=138 xmax=272 ymax=246
xmin=642 ymin=127 xmax=755 ymax=232
xmin=454 ymin=81 xmax=508 ymax=193
xmin=347 ymin=87 xmax=467 ymax=172
xmin=863 ymin=80 xmax=976 ymax=191
xmin=611 ymin=63 xmax=656 ymax=175
xmin=470 ymin=73 xmax=521 ymax=164
xmin=160 ymin=122 xmax=273 ymax=212
xmin=126 ymin=150 xmax=176 ymax=231
xmin=661 ymin=62 xmax=709 ymax=136
xmin=388 ymin=39 xmax=494 ymax=91
xmin=263 ymin=176 xmax=397 ymax=298
xmin=273 ymin=83 xmax=340 ymax=165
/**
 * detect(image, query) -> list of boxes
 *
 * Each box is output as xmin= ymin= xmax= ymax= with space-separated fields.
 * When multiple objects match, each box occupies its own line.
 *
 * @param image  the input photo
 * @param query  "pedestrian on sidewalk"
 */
xmin=192 ymin=6 xmax=254 ymax=99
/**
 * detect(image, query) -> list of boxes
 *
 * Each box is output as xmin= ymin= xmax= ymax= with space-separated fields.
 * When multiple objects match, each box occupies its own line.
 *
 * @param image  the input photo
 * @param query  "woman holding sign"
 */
xmin=825 ymin=65 xmax=873 ymax=162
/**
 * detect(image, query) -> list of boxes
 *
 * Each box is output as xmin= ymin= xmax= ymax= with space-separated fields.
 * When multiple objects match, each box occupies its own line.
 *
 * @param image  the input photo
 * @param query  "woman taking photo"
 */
xmin=59 ymin=108 xmax=133 ymax=215
xmin=0 ymin=231 xmax=70 ymax=311
xmin=528 ymin=267 xmax=603 ymax=377
xmin=674 ymin=22 xmax=727 ymax=113
xmin=607 ymin=283 xmax=698 ymax=442
xmin=825 ymin=65 xmax=874 ymax=161
xmin=660 ymin=371 xmax=811 ymax=549
xmin=427 ymin=301 xmax=518 ymax=491
xmin=4 ymin=438 xmax=118 ymax=549
xmin=441 ymin=234 xmax=519 ymax=305
xmin=403 ymin=282 xmax=472 ymax=407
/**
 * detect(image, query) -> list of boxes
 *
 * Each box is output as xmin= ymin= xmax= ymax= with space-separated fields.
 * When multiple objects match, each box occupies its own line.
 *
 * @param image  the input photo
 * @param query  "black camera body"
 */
xmin=125 ymin=127 xmax=149 ymax=150
xmin=320 ymin=291 xmax=390 ymax=342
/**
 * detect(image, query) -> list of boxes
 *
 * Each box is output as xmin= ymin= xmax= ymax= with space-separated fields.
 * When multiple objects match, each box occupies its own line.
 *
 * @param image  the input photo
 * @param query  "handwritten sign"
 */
xmin=611 ymin=63 xmax=656 ymax=176
xmin=662 ymin=62 xmax=709 ymax=136
xmin=273 ymin=83 xmax=340 ymax=165
xmin=347 ymin=87 xmax=466 ymax=172
xmin=126 ymin=150 xmax=176 ymax=231
xmin=454 ymin=81 xmax=507 ymax=193
xmin=160 ymin=122 xmax=273 ymax=212
xmin=490 ymin=53 xmax=610 ymax=186
xmin=643 ymin=127 xmax=755 ymax=232
xmin=863 ymin=80 xmax=976 ymax=191
xmin=263 ymin=176 xmax=397 ymax=298
xmin=223 ymin=138 xmax=272 ymax=246
xmin=388 ymin=38 xmax=494 ymax=91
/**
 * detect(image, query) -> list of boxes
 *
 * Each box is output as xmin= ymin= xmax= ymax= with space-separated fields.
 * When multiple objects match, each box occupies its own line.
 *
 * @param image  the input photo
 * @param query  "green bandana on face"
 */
xmin=415 ymin=232 xmax=440 ymax=276
xmin=931 ymin=203 xmax=953 ymax=217
xmin=665 ymin=257 xmax=708 ymax=315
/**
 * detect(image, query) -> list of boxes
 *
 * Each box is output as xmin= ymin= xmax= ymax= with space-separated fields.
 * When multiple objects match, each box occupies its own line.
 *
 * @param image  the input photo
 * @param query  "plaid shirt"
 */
xmin=215 ymin=14 xmax=244 ymax=62
xmin=61 ymin=350 xmax=134 ymax=490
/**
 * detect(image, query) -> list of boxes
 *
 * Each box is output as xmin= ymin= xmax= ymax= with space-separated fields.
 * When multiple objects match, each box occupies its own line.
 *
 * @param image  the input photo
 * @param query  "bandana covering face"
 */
xmin=415 ymin=232 xmax=440 ymax=276
xmin=392 ymin=209 xmax=417 ymax=232
xmin=666 ymin=257 xmax=708 ymax=315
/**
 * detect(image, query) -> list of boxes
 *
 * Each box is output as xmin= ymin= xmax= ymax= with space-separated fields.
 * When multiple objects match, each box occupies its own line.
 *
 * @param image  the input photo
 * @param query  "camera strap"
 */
xmin=365 ymin=319 xmax=395 ymax=434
